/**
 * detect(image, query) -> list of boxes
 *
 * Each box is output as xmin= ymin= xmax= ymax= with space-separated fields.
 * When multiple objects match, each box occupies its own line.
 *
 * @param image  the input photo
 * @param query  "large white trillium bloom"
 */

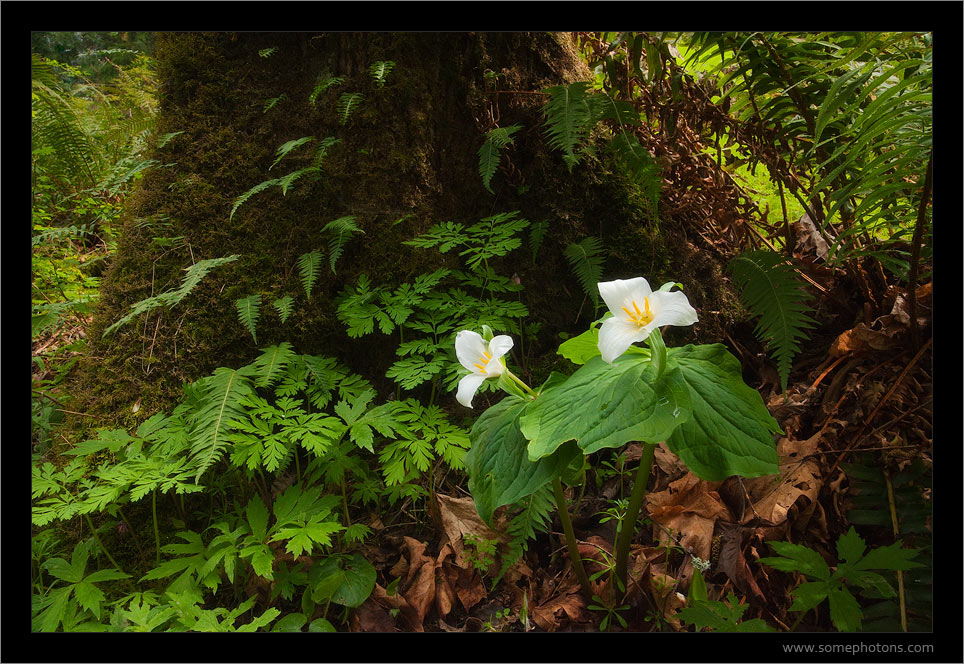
xmin=597 ymin=277 xmax=698 ymax=363
xmin=455 ymin=330 xmax=514 ymax=408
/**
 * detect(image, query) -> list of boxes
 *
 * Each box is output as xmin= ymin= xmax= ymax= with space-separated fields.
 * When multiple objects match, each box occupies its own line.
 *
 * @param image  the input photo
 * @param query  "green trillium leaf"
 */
xmin=666 ymin=344 xmax=781 ymax=481
xmin=464 ymin=396 xmax=581 ymax=526
xmin=520 ymin=354 xmax=691 ymax=460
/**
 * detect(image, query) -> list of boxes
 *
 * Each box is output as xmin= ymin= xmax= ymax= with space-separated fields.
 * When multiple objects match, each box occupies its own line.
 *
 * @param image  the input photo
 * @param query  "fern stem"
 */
xmin=83 ymin=513 xmax=125 ymax=574
xmin=552 ymin=478 xmax=592 ymax=600
xmin=613 ymin=442 xmax=656 ymax=596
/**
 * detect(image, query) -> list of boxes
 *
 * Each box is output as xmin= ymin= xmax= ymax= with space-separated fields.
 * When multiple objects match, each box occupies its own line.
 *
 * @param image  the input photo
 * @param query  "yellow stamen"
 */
xmin=622 ymin=297 xmax=654 ymax=328
xmin=474 ymin=351 xmax=493 ymax=374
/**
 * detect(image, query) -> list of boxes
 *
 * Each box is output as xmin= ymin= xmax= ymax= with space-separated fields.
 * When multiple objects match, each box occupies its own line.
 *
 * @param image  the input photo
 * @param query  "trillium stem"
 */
xmin=504 ymin=369 xmax=538 ymax=399
xmin=552 ymin=477 xmax=593 ymax=600
xmin=613 ymin=442 xmax=657 ymax=596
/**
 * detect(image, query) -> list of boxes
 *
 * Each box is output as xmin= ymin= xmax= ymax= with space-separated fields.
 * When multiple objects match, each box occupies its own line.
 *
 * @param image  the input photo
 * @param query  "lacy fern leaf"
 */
xmin=322 ymin=216 xmax=363 ymax=273
xmin=297 ymin=250 xmax=324 ymax=298
xmin=564 ymin=236 xmax=606 ymax=314
xmin=235 ymin=294 xmax=261 ymax=343
xmin=727 ymin=250 xmax=817 ymax=393
xmin=478 ymin=124 xmax=522 ymax=193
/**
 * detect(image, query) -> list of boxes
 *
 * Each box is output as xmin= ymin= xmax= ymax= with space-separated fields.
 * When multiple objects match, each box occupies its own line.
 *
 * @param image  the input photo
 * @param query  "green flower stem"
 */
xmin=504 ymin=369 xmax=538 ymax=399
xmin=552 ymin=477 xmax=592 ymax=600
xmin=83 ymin=513 xmax=124 ymax=573
xmin=613 ymin=442 xmax=656 ymax=595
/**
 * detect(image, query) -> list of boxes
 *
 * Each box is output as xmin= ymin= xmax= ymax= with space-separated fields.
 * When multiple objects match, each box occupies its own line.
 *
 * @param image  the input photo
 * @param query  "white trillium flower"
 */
xmin=455 ymin=330 xmax=514 ymax=408
xmin=597 ymin=277 xmax=698 ymax=363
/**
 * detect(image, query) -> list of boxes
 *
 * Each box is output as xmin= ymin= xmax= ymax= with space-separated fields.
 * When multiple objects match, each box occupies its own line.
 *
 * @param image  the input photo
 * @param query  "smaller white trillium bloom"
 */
xmin=455 ymin=330 xmax=514 ymax=408
xmin=597 ymin=277 xmax=698 ymax=363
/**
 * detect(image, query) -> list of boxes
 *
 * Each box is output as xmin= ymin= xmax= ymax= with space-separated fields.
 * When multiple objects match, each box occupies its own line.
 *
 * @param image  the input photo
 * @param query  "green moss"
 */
xmin=64 ymin=32 xmax=744 ymax=448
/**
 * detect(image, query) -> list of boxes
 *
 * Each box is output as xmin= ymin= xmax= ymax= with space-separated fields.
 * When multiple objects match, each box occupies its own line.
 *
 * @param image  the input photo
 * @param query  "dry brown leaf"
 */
xmin=646 ymin=472 xmax=731 ymax=563
xmin=350 ymin=597 xmax=396 ymax=632
xmin=717 ymin=522 xmax=766 ymax=603
xmin=743 ymin=433 xmax=822 ymax=526
xmin=829 ymin=322 xmax=898 ymax=357
xmin=435 ymin=493 xmax=505 ymax=568
xmin=371 ymin=583 xmax=421 ymax=632
xmin=399 ymin=537 xmax=436 ymax=628
xmin=531 ymin=593 xmax=589 ymax=632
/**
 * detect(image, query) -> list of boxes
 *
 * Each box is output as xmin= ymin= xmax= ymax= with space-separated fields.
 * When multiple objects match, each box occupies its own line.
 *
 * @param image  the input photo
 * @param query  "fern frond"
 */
xmin=103 ymin=255 xmax=239 ymax=337
xmin=496 ymin=485 xmax=554 ymax=585
xmin=258 ymin=47 xmax=278 ymax=58
xmin=235 ymin=294 xmax=261 ymax=343
xmin=309 ymin=76 xmax=345 ymax=106
xmin=230 ymin=178 xmax=279 ymax=220
xmin=727 ymin=250 xmax=818 ymax=393
xmin=478 ymin=124 xmax=522 ymax=193
xmin=369 ymin=61 xmax=395 ymax=88
xmin=564 ymin=236 xmax=606 ymax=314
xmin=322 ymin=216 xmax=363 ymax=273
xmin=277 ymin=167 xmax=318 ymax=195
xmin=272 ymin=295 xmax=294 ymax=324
xmin=270 ymin=136 xmax=314 ymax=170
xmin=263 ymin=93 xmax=287 ymax=114
xmin=542 ymin=82 xmax=603 ymax=171
xmin=312 ymin=136 xmax=342 ymax=167
xmin=528 ymin=220 xmax=549 ymax=262
xmin=249 ymin=342 xmax=297 ymax=388
xmin=336 ymin=93 xmax=364 ymax=125
xmin=297 ymin=250 xmax=324 ymax=298
xmin=187 ymin=367 xmax=255 ymax=481
xmin=609 ymin=132 xmax=661 ymax=222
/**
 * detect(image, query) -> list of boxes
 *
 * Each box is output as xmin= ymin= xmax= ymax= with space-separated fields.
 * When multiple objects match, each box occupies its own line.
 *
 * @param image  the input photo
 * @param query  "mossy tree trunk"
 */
xmin=74 ymin=32 xmax=699 ymax=428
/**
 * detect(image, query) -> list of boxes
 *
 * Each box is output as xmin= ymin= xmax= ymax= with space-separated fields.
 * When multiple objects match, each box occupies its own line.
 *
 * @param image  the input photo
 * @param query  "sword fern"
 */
xmin=727 ymin=250 xmax=817 ymax=393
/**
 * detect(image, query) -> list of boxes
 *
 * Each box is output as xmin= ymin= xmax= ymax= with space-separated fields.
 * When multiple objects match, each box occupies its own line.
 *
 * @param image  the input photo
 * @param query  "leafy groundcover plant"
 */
xmin=458 ymin=275 xmax=782 ymax=598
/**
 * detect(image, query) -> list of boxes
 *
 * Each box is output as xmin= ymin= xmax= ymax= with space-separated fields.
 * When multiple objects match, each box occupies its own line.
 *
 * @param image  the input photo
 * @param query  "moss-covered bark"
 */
xmin=69 ymin=32 xmax=734 ymax=436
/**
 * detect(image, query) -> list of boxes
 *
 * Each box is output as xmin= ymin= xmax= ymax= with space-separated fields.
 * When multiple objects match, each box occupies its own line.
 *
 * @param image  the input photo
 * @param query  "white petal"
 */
xmin=487 ymin=334 xmax=514 ymax=360
xmin=455 ymin=330 xmax=488 ymax=372
xmin=456 ymin=373 xmax=486 ymax=408
xmin=650 ymin=290 xmax=699 ymax=328
xmin=597 ymin=316 xmax=646 ymax=363
xmin=598 ymin=277 xmax=652 ymax=317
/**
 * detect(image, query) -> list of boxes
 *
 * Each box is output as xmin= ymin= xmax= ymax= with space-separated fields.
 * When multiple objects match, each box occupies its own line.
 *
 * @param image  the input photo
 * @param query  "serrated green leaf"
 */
xmin=760 ymin=541 xmax=831 ymax=580
xmin=835 ymin=526 xmax=866 ymax=564
xmin=787 ymin=580 xmax=830 ymax=613
xmin=827 ymin=585 xmax=862 ymax=632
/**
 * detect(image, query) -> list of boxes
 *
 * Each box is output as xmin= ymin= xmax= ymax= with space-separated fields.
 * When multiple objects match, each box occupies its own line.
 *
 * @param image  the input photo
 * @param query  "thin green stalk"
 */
xmin=152 ymin=489 xmax=161 ymax=565
xmin=116 ymin=506 xmax=145 ymax=558
xmin=552 ymin=477 xmax=592 ymax=600
xmin=613 ymin=442 xmax=656 ymax=595
xmin=504 ymin=369 xmax=538 ymax=399
xmin=83 ymin=513 xmax=124 ymax=573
